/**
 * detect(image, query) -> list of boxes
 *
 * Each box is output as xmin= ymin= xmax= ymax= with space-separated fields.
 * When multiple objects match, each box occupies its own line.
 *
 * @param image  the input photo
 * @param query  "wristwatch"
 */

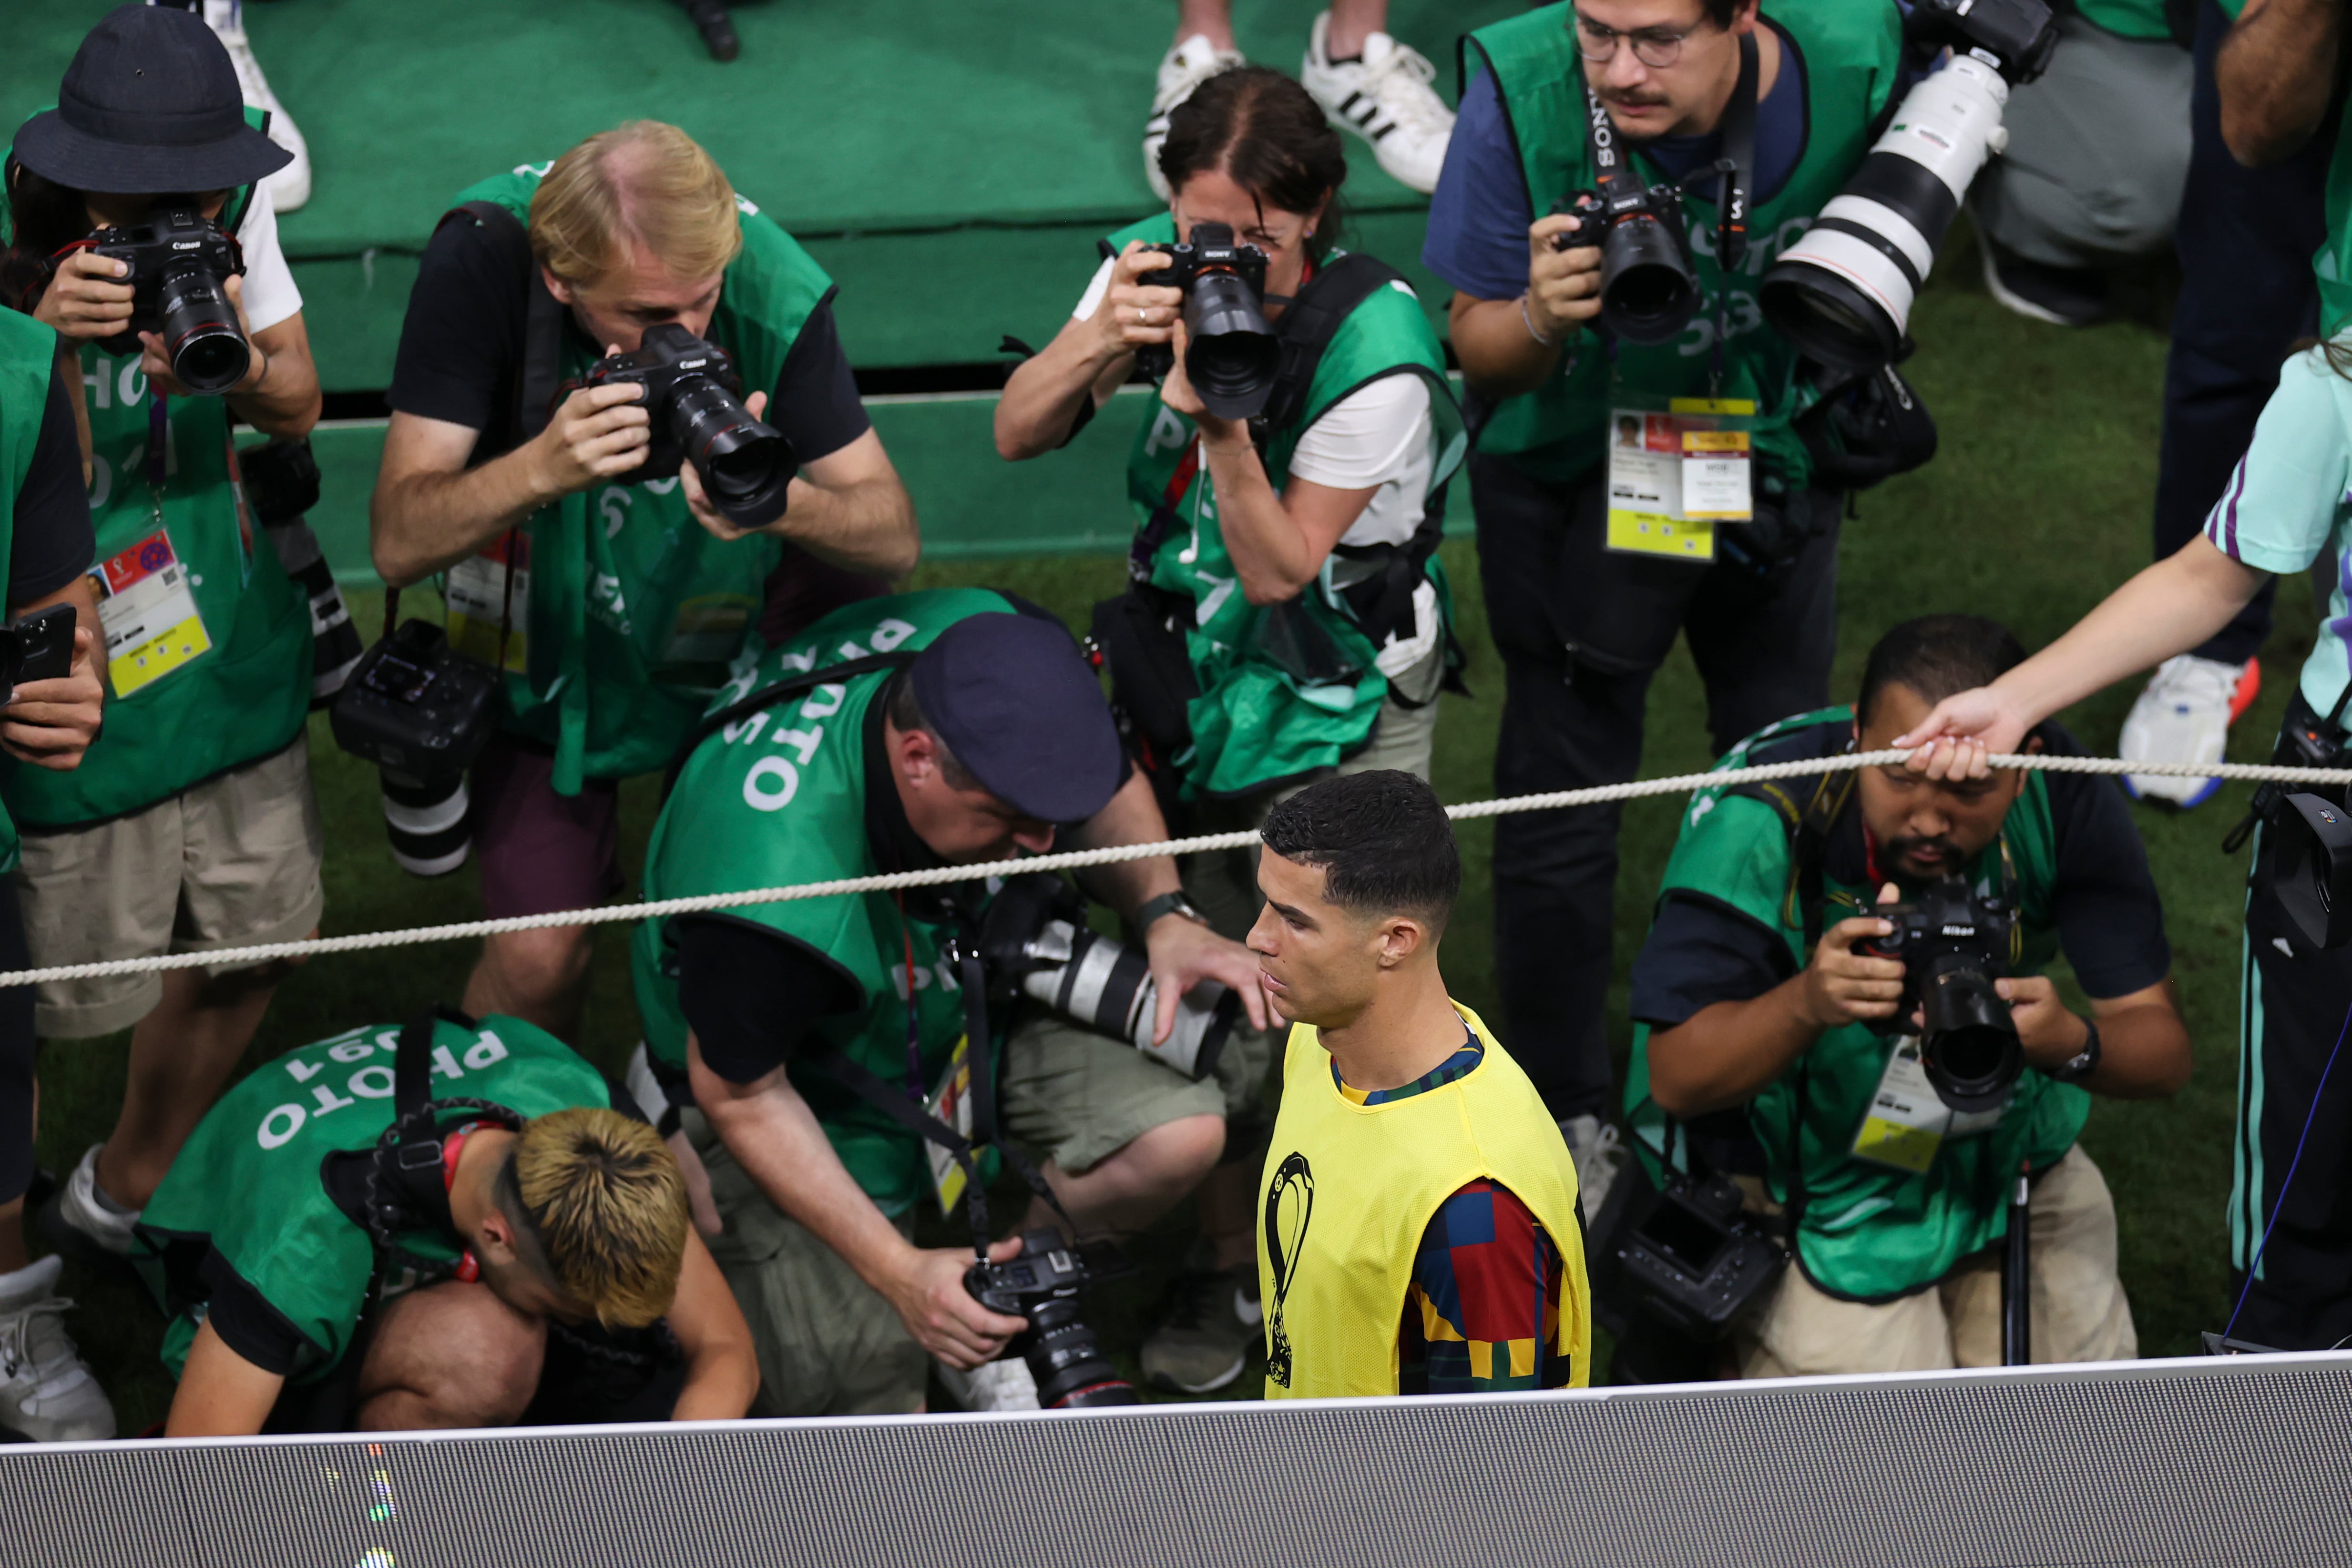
xmin=2052 ymin=1018 xmax=2102 ymax=1084
xmin=1135 ymin=891 xmax=1210 ymax=935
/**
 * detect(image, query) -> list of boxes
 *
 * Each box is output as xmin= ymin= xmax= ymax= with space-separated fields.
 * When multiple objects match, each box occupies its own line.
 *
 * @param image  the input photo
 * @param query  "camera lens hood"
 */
xmin=1184 ymin=271 xmax=1279 ymax=420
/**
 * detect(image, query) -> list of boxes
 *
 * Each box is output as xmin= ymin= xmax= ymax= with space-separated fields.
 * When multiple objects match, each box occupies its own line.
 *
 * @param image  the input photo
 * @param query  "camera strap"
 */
xmin=1255 ymin=254 xmax=1419 ymax=438
xmin=664 ymin=650 xmax=920 ymax=798
xmin=1708 ymin=34 xmax=1759 ymax=396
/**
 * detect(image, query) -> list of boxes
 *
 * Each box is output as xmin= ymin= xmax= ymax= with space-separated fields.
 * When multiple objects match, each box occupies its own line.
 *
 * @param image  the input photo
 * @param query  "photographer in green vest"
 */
xmin=3 ymin=4 xmax=328 ymax=1282
xmin=133 ymin=1010 xmax=757 ymax=1436
xmin=0 ymin=306 xmax=112 ymax=1443
xmin=1424 ymin=0 xmax=1903 ymax=1186
xmin=372 ymin=120 xmax=920 ymax=1044
xmin=630 ymin=589 xmax=1266 ymax=1416
xmin=996 ymin=64 xmax=1465 ymax=1395
xmin=1621 ymin=615 xmax=2190 ymax=1377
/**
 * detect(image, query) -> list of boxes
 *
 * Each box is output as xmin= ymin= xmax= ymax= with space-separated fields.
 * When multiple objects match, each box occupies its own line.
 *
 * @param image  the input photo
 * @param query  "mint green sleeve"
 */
xmin=2203 ymin=347 xmax=2352 ymax=577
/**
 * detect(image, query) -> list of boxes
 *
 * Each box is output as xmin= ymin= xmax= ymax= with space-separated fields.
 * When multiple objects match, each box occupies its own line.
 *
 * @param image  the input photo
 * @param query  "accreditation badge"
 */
xmin=1604 ymin=396 xmax=1756 ymax=563
xmin=1851 ymin=1037 xmax=2008 ymax=1174
xmin=925 ymin=1033 xmax=978 ymax=1216
xmin=94 ymin=529 xmax=214 ymax=698
xmin=445 ymin=534 xmax=530 ymax=673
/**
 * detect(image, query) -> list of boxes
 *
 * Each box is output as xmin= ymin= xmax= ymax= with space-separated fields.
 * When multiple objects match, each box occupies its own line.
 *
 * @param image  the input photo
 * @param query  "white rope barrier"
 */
xmin=7 ymin=748 xmax=2347 ymax=991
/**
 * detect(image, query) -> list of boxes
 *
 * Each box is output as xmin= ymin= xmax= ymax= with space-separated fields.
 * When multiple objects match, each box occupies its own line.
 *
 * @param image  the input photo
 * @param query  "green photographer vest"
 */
xmin=1622 ymin=707 xmax=2090 ymax=1303
xmin=0 ymin=309 xmax=48 ymax=872
xmin=133 ymin=1013 xmax=610 ymax=1384
xmin=631 ymin=588 xmax=1018 ymax=1216
xmin=450 ymin=165 xmax=835 ymax=793
xmin=0 ymin=108 xmax=313 ymax=830
xmin=1463 ymin=1 xmax=1902 ymax=487
xmin=1107 ymin=213 xmax=1467 ymax=800
xmin=2318 ymin=133 xmax=2352 ymax=340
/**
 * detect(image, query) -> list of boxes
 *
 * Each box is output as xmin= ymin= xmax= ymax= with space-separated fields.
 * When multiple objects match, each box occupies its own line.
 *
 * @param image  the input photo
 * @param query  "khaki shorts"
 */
xmin=1738 ymin=1145 xmax=2138 ymax=1378
xmin=689 ymin=1008 xmax=1223 ymax=1418
xmin=13 ymin=738 xmax=325 ymax=1038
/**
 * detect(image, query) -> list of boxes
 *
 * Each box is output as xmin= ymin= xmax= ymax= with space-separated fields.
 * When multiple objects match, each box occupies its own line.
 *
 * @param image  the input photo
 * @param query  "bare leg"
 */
xmin=462 ymin=926 xmax=596 ymax=1042
xmin=1326 ymin=0 xmax=1388 ymax=57
xmin=1176 ymin=0 xmax=1236 ymax=51
xmin=1023 ymin=1112 xmax=1225 ymax=1241
xmin=1192 ymin=1161 xmax=1257 ymax=1272
xmin=97 ymin=950 xmax=307 ymax=1209
xmin=352 ymin=1280 xmax=546 ymax=1431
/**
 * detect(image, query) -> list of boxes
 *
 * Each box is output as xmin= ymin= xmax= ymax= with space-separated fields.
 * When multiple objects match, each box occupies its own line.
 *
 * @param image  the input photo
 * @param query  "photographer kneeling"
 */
xmin=1624 ymin=616 xmax=2189 ymax=1376
xmin=132 ymin=1010 xmax=757 ymax=1436
xmin=996 ymin=65 xmax=1464 ymax=1394
xmin=629 ymin=589 xmax=1265 ymax=1415
xmin=372 ymin=120 xmax=920 ymax=1043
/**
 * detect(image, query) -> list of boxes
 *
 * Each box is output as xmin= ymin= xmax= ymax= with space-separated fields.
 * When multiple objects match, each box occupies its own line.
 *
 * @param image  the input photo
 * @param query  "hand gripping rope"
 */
xmin=5 ymin=750 xmax=2349 ymax=992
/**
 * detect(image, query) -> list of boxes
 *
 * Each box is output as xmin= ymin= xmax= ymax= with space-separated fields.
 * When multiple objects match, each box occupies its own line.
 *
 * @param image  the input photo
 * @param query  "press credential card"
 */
xmin=95 ymin=529 xmax=212 ymax=698
xmin=925 ymin=1033 xmax=977 ymax=1216
xmin=1605 ymin=399 xmax=1755 ymax=561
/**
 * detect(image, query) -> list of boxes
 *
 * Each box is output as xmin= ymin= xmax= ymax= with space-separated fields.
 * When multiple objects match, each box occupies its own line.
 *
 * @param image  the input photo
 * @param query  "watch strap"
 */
xmin=1135 ymin=890 xmax=1206 ymax=934
xmin=2053 ymin=1017 xmax=2102 ymax=1084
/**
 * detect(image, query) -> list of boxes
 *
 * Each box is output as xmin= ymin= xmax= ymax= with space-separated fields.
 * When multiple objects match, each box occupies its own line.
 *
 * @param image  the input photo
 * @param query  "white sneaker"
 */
xmin=0 ymin=1256 xmax=116 ymax=1443
xmin=1144 ymin=34 xmax=1248 ymax=201
xmin=37 ymin=1146 xmax=140 ymax=1274
xmin=2120 ymin=654 xmax=2260 ymax=809
xmin=198 ymin=0 xmax=311 ymax=213
xmin=1561 ymin=1114 xmax=1625 ymax=1225
xmin=935 ymin=1354 xmax=1042 ymax=1412
xmin=1300 ymin=12 xmax=1455 ymax=195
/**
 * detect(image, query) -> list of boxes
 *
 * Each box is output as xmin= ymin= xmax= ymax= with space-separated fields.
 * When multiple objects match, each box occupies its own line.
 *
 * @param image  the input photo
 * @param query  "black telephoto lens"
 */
xmin=156 ymin=269 xmax=250 ymax=394
xmin=1183 ymin=271 xmax=1279 ymax=419
xmin=1020 ymin=1297 xmax=1142 ymax=1409
xmin=1919 ymin=957 xmax=2022 ymax=1113
xmin=671 ymin=378 xmax=795 ymax=525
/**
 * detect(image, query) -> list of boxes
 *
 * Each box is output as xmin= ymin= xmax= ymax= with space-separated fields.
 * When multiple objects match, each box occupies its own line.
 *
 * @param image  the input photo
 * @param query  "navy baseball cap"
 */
xmin=14 ymin=5 xmax=292 ymax=195
xmin=909 ymin=612 xmax=1124 ymax=824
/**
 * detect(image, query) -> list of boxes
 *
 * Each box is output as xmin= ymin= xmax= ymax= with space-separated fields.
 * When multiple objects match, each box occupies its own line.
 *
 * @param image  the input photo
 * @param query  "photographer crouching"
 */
xmin=1423 ymin=0 xmax=1912 ymax=1179
xmin=3 ymin=3 xmax=330 ymax=1281
xmin=370 ymin=120 xmax=920 ymax=1043
xmin=1618 ymin=616 xmax=2189 ymax=1377
xmin=628 ymin=590 xmax=1266 ymax=1414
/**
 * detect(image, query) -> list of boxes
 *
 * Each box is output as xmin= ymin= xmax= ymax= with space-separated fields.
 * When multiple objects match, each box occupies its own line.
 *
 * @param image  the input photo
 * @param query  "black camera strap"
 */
xmin=664 ymin=650 xmax=921 ymax=797
xmin=1255 ymin=253 xmax=1420 ymax=439
xmin=1708 ymin=34 xmax=1759 ymax=396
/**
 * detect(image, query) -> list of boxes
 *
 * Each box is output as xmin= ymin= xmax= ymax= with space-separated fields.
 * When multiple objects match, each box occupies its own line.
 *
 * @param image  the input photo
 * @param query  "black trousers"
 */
xmin=0 ymin=877 xmax=31 ymax=1208
xmin=2228 ymin=828 xmax=2352 ymax=1350
xmin=2152 ymin=0 xmax=2340 ymax=665
xmin=1473 ymin=450 xmax=1840 ymax=1118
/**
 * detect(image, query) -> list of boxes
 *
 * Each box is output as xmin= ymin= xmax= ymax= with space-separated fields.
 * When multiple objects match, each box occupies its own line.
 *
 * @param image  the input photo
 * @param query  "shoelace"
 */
xmin=1162 ymin=1270 xmax=1234 ymax=1331
xmin=1155 ymin=46 xmax=1247 ymax=112
xmin=1356 ymin=42 xmax=1452 ymax=136
xmin=0 ymin=1299 xmax=95 ymax=1405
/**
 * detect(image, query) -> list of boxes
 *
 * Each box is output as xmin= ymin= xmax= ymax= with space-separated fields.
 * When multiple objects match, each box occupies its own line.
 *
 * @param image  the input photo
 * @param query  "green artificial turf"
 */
xmin=34 ymin=233 xmax=2280 ymax=1428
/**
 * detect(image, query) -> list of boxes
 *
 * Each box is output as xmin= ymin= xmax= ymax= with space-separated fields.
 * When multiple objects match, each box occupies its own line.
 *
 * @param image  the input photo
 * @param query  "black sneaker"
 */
xmin=1979 ymin=233 xmax=2110 ymax=327
xmin=1140 ymin=1267 xmax=1260 ymax=1394
xmin=682 ymin=0 xmax=738 ymax=61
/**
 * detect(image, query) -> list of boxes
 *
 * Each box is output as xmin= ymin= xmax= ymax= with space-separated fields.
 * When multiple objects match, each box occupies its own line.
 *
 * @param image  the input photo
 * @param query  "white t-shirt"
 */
xmin=1072 ymin=256 xmax=1435 ymax=550
xmin=231 ymin=182 xmax=302 ymax=334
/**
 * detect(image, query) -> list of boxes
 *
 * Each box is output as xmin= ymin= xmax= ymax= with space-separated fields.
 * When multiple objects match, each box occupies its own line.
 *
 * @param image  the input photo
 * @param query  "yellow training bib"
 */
xmin=1259 ymin=1002 xmax=1591 ymax=1399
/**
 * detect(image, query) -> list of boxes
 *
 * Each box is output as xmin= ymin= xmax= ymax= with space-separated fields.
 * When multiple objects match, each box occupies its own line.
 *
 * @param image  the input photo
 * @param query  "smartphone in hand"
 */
xmin=4 ymin=603 xmax=77 ymax=701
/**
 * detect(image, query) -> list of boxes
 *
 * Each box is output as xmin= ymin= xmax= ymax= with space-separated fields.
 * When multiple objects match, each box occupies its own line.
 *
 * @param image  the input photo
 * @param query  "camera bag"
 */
xmin=1796 ymin=357 xmax=1939 ymax=491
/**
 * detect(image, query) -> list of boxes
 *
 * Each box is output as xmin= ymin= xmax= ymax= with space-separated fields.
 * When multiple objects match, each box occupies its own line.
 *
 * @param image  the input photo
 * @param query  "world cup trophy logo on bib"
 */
xmin=1262 ymin=1152 xmax=1315 ymax=1388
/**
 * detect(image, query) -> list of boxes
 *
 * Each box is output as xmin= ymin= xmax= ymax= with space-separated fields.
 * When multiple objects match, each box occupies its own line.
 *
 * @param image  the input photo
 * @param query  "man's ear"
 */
xmin=895 ymin=724 xmax=939 ymax=790
xmin=1376 ymin=914 xmax=1427 ymax=968
xmin=540 ymin=265 xmax=577 ymax=308
xmin=474 ymin=1203 xmax=522 ymax=1269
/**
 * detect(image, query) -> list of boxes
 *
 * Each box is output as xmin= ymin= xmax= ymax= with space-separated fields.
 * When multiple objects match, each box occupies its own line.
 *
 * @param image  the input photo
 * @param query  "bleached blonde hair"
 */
xmin=528 ymin=120 xmax=743 ymax=287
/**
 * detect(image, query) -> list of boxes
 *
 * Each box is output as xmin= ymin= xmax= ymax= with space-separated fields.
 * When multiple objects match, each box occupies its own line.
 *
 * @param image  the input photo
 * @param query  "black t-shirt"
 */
xmin=12 ymin=361 xmax=98 ymax=604
xmin=1628 ymin=721 xmax=2174 ymax=1031
xmin=386 ymin=209 xmax=872 ymax=466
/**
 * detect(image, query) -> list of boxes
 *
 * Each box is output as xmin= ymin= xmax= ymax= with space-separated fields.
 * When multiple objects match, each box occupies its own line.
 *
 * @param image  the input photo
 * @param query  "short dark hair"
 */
xmin=1260 ymin=771 xmax=1460 ymax=927
xmin=1857 ymin=614 xmax=2029 ymax=728
xmin=1158 ymin=66 xmax=1348 ymax=263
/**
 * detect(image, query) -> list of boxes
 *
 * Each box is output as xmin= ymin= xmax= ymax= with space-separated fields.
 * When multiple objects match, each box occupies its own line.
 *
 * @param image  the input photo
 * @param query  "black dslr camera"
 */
xmin=2233 ymin=693 xmax=2352 ymax=951
xmin=1612 ymin=1171 xmax=1785 ymax=1340
xmin=1551 ymin=184 xmax=1698 ymax=346
xmin=963 ymin=1229 xmax=1140 ymax=1409
xmin=1134 ymin=221 xmax=1279 ymax=420
xmin=578 ymin=324 xmax=796 ymax=529
xmin=1907 ymin=0 xmax=2061 ymax=78
xmin=1861 ymin=876 xmax=2022 ymax=1113
xmin=328 ymin=621 xmax=502 ymax=877
xmin=980 ymin=872 xmax=1240 ymax=1080
xmin=86 ymin=208 xmax=251 ymax=395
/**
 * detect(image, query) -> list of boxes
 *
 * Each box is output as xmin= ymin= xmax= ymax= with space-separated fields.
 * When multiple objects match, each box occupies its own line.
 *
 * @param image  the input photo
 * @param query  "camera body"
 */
xmin=964 ymin=1229 xmax=1140 ymax=1408
xmin=1760 ymin=0 xmax=2057 ymax=373
xmin=1552 ymin=185 xmax=1699 ymax=346
xmin=1614 ymin=1171 xmax=1785 ymax=1339
xmin=1133 ymin=221 xmax=1280 ymax=419
xmin=1861 ymin=876 xmax=2022 ymax=1113
xmin=980 ymin=871 xmax=1240 ymax=1079
xmin=328 ymin=621 xmax=503 ymax=877
xmin=87 ymin=209 xmax=251 ymax=395
xmin=2249 ymin=709 xmax=2352 ymax=951
xmin=578 ymin=324 xmax=796 ymax=529
xmin=0 ymin=604 xmax=78 ymax=705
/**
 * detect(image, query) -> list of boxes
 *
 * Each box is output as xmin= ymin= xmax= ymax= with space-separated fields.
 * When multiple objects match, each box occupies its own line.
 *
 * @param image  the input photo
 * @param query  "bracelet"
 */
xmin=1519 ymin=294 xmax=1558 ymax=349
xmin=2052 ymin=1017 xmax=2102 ymax=1083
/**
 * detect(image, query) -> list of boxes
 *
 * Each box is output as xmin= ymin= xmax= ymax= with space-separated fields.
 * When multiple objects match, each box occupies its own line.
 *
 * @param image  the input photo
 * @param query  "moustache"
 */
xmin=1885 ymin=835 xmax=1962 ymax=868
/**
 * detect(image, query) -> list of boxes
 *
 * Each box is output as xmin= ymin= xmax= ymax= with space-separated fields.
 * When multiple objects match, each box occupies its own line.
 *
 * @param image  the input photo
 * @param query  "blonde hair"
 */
xmin=528 ymin=120 xmax=743 ymax=287
xmin=509 ymin=1107 xmax=688 ymax=1330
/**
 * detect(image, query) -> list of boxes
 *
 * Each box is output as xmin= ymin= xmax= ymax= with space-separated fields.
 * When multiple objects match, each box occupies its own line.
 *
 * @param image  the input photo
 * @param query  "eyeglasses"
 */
xmin=1574 ymin=16 xmax=1708 ymax=68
